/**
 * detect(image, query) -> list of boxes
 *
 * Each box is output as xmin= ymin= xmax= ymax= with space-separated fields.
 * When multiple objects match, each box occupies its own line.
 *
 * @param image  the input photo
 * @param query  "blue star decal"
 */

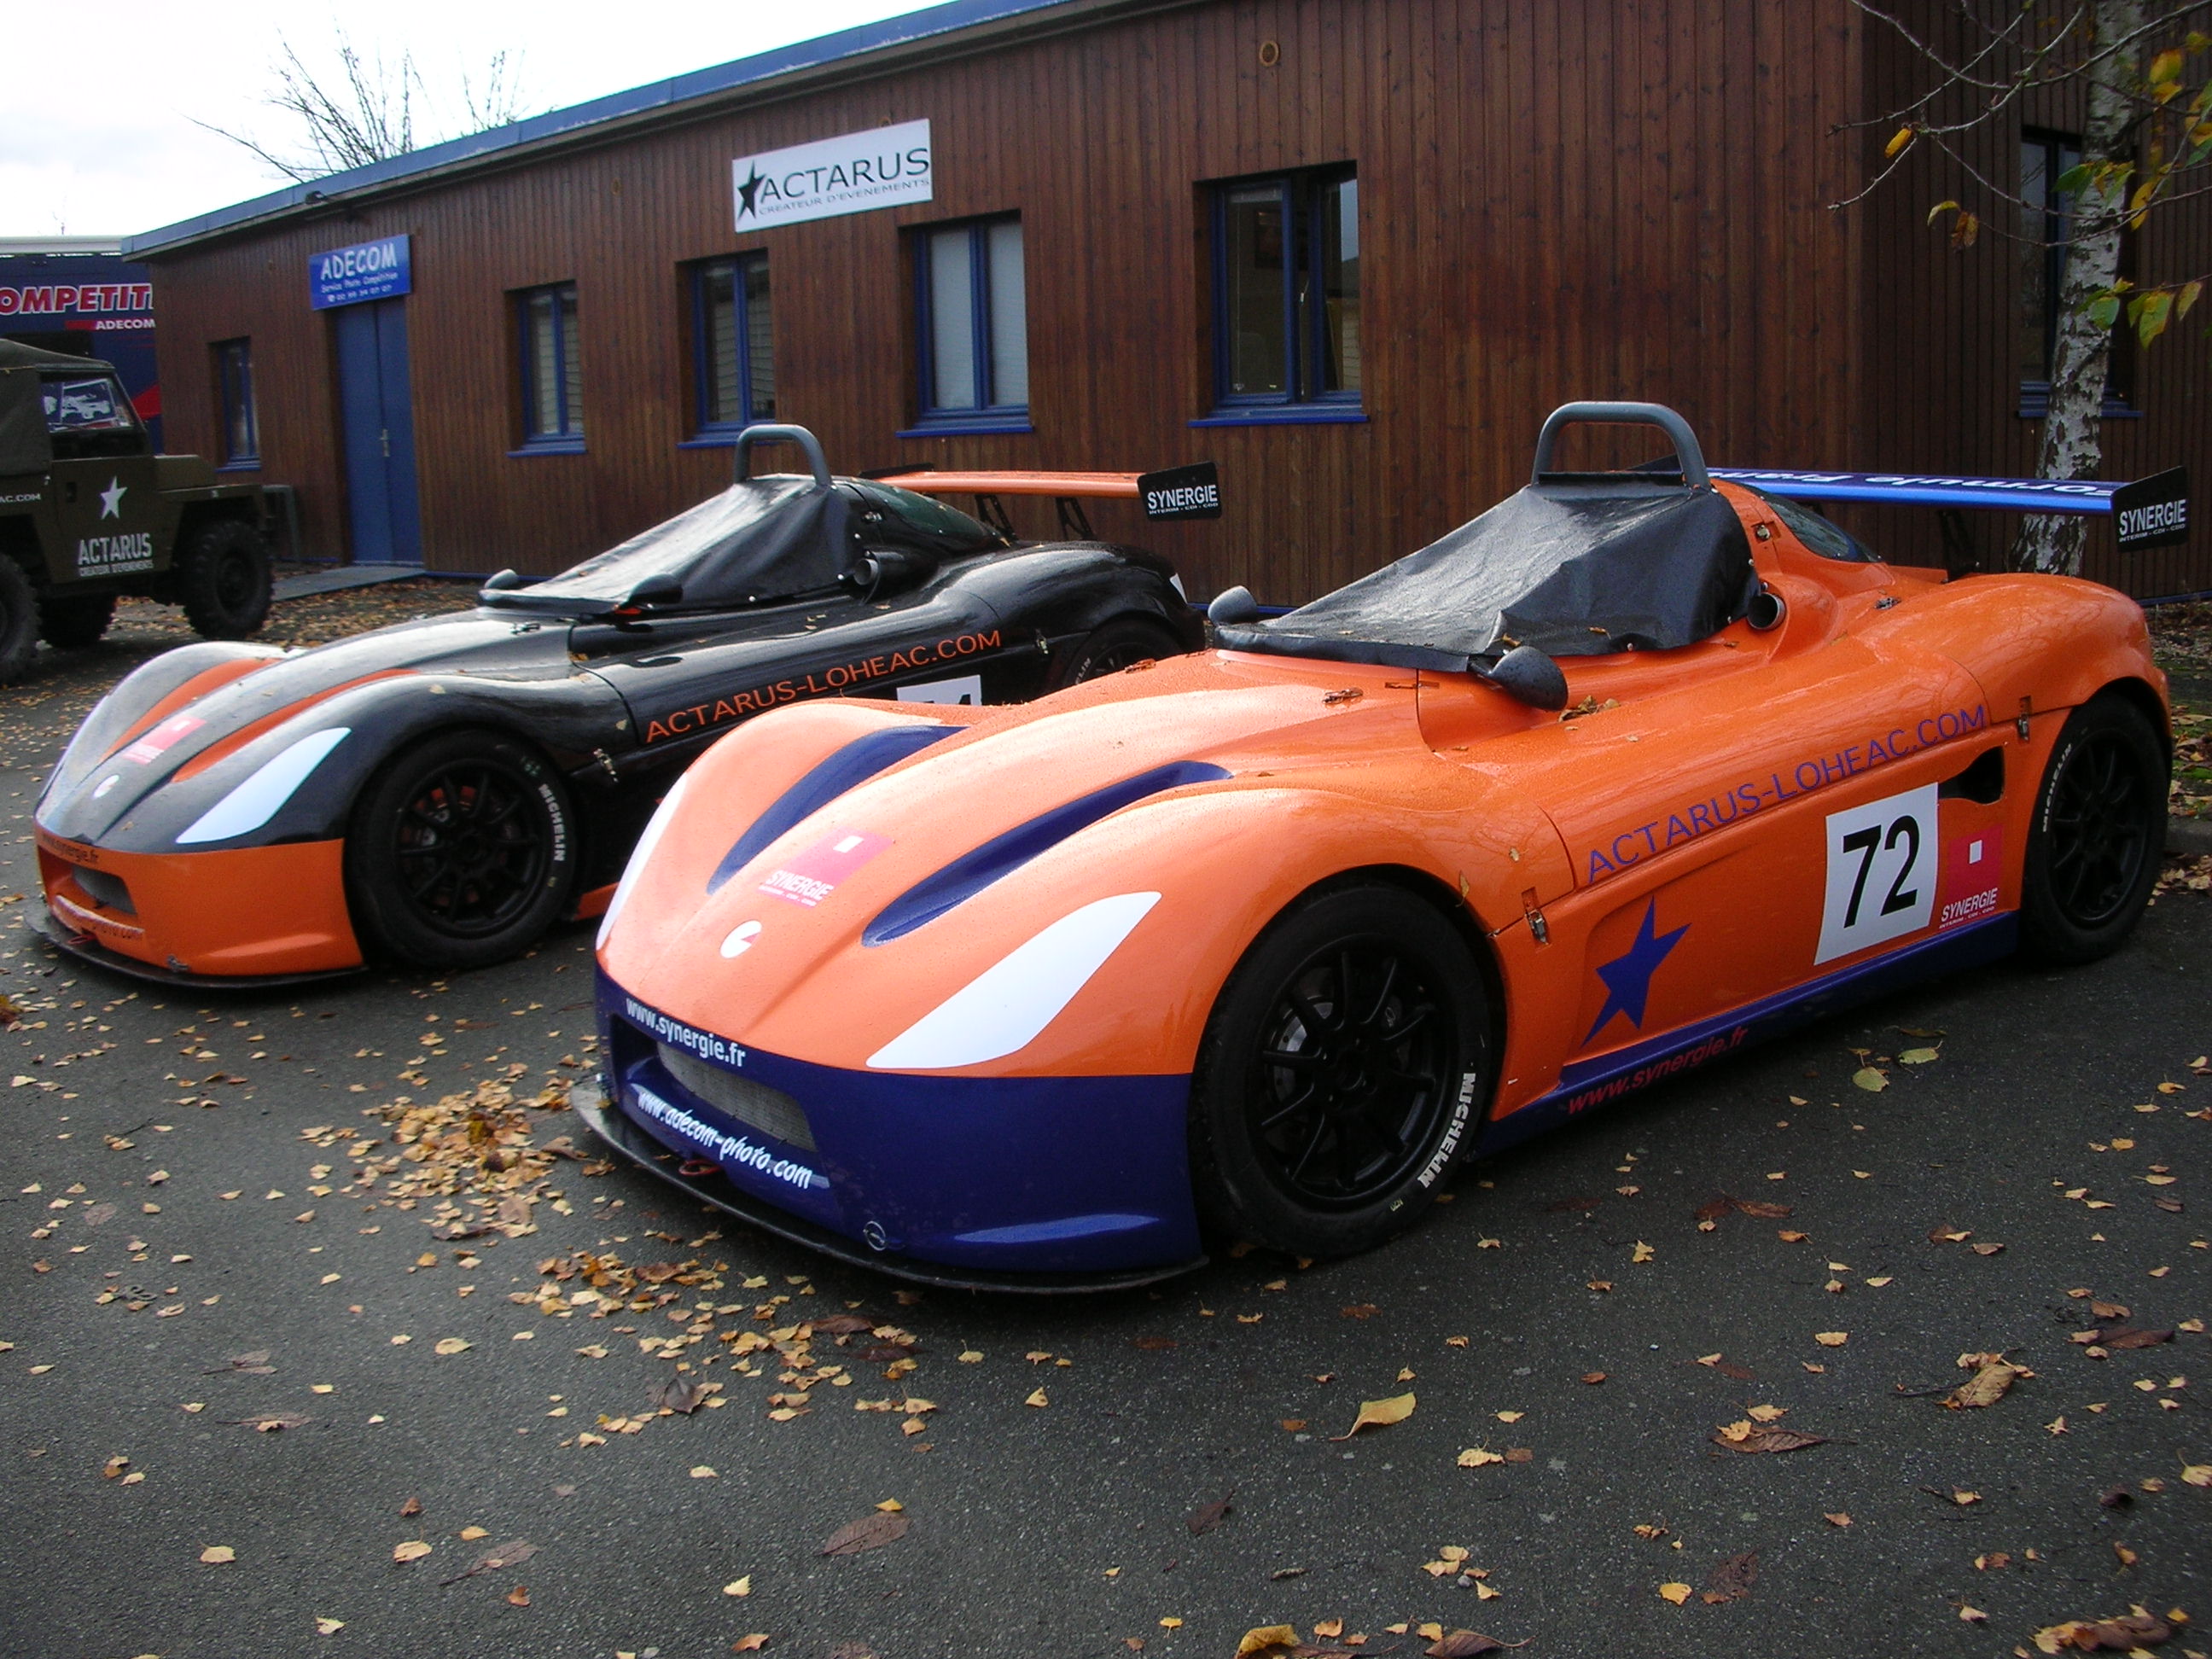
xmin=1584 ymin=899 xmax=1690 ymax=1045
xmin=736 ymin=166 xmax=765 ymax=218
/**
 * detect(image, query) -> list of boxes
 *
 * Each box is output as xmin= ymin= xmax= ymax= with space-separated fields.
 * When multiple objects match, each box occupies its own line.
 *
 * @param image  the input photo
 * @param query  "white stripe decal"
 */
xmin=175 ymin=728 xmax=351 ymax=846
xmin=866 ymin=891 xmax=1161 ymax=1071
xmin=597 ymin=770 xmax=692 ymax=949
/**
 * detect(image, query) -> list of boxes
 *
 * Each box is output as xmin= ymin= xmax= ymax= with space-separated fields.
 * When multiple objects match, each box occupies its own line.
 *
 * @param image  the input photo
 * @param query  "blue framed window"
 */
xmin=517 ymin=282 xmax=584 ymax=448
xmin=213 ymin=338 xmax=258 ymax=468
xmin=1205 ymin=167 xmax=1361 ymax=422
xmin=910 ymin=216 xmax=1029 ymax=434
xmin=693 ymin=254 xmax=775 ymax=434
xmin=2017 ymin=130 xmax=2133 ymax=418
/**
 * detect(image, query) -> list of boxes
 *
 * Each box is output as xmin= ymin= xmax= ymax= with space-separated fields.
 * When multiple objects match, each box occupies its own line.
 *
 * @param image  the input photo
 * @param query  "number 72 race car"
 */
xmin=31 ymin=427 xmax=1207 ymax=982
xmin=581 ymin=403 xmax=2175 ymax=1289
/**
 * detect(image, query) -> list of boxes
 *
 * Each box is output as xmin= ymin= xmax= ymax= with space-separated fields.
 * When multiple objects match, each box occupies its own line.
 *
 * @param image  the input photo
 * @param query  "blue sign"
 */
xmin=308 ymin=236 xmax=411 ymax=311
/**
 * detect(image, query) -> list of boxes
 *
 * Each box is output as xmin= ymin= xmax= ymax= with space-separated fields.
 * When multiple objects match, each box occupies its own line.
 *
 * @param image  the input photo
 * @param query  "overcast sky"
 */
xmin=2 ymin=1 xmax=932 ymax=239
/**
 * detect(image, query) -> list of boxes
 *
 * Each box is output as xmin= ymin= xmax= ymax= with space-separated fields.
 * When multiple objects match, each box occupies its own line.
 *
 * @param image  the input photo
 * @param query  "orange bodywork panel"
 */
xmin=37 ymin=830 xmax=361 ymax=976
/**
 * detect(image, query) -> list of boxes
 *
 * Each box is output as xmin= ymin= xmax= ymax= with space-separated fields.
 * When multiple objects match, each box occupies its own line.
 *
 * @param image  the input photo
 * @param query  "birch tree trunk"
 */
xmin=2014 ymin=0 xmax=2144 ymax=574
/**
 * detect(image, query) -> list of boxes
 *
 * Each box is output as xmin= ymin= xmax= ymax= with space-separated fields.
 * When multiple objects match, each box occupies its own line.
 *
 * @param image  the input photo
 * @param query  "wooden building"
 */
xmin=126 ymin=0 xmax=2211 ymax=604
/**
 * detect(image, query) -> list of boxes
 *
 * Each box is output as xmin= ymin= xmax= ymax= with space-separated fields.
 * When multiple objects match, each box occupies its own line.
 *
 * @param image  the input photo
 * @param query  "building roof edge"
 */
xmin=122 ymin=0 xmax=1096 ymax=259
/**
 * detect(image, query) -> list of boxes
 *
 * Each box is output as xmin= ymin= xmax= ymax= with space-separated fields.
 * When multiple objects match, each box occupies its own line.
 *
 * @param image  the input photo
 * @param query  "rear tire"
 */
xmin=38 ymin=591 xmax=114 ymax=650
xmin=345 ymin=729 xmax=577 ymax=969
xmin=1046 ymin=615 xmax=1187 ymax=690
xmin=2019 ymin=692 xmax=2168 ymax=964
xmin=0 ymin=560 xmax=34 ymax=684
xmin=177 ymin=518 xmax=271 ymax=639
xmin=1188 ymin=882 xmax=1489 ymax=1258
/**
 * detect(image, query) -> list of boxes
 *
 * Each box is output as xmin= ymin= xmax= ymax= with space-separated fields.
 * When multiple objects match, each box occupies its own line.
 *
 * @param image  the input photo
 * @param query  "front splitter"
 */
xmin=26 ymin=899 xmax=363 ymax=992
xmin=571 ymin=1077 xmax=1207 ymax=1295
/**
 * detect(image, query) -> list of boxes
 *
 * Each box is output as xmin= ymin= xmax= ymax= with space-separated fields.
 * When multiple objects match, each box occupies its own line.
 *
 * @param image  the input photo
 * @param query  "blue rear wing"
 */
xmin=1713 ymin=465 xmax=2190 ymax=552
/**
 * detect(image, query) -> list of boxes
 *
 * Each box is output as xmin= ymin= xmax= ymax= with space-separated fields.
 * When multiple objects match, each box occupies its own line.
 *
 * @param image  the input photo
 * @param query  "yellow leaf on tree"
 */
xmin=1659 ymin=1581 xmax=1692 ymax=1604
xmin=1237 ymin=1627 xmax=1300 ymax=1655
xmin=1331 ymin=1392 xmax=1415 ymax=1441
xmin=1887 ymin=126 xmax=1916 ymax=158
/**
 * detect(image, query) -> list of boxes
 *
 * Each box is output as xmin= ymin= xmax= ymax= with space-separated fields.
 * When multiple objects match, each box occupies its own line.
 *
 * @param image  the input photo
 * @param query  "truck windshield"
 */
xmin=42 ymin=374 xmax=145 ymax=459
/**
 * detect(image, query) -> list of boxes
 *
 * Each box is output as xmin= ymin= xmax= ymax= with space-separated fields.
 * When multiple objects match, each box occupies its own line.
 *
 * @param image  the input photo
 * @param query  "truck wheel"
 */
xmin=38 ymin=592 xmax=115 ymax=650
xmin=345 ymin=729 xmax=578 ymax=969
xmin=1187 ymin=882 xmax=1490 ymax=1258
xmin=178 ymin=518 xmax=272 ymax=639
xmin=1046 ymin=615 xmax=1188 ymax=690
xmin=0 ymin=560 xmax=35 ymax=684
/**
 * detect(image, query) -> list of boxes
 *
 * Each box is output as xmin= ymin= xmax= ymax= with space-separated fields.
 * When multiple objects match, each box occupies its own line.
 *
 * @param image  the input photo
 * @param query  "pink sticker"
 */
xmin=121 ymin=714 xmax=204 ymax=765
xmin=758 ymin=829 xmax=891 ymax=908
xmin=1936 ymin=824 xmax=2004 ymax=930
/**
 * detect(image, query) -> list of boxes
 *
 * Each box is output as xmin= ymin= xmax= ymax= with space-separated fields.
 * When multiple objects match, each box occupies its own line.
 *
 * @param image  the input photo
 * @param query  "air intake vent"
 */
xmin=72 ymin=865 xmax=137 ymax=916
xmin=657 ymin=1044 xmax=816 ymax=1153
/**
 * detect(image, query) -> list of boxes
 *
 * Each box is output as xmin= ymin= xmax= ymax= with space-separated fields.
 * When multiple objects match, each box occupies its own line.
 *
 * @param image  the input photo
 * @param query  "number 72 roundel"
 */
xmin=1816 ymin=783 xmax=1938 ymax=964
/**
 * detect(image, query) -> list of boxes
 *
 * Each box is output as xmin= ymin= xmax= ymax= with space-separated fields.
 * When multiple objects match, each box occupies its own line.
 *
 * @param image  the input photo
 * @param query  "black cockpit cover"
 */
xmin=1254 ymin=480 xmax=1756 ymax=661
xmin=493 ymin=477 xmax=850 ymax=612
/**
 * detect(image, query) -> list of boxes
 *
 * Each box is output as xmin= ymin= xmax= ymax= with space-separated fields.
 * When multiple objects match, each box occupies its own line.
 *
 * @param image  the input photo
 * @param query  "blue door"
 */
xmin=334 ymin=299 xmax=422 ymax=565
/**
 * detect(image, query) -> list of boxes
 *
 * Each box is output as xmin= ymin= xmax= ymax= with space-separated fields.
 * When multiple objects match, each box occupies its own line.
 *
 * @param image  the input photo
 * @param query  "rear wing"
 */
xmin=1712 ymin=465 xmax=2190 ymax=553
xmin=872 ymin=462 xmax=1220 ymax=541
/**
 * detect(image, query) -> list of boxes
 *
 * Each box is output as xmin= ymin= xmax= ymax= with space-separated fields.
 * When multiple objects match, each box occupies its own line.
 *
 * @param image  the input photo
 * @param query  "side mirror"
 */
xmin=1477 ymin=643 xmax=1569 ymax=711
xmin=847 ymin=548 xmax=928 ymax=594
xmin=1207 ymin=585 xmax=1261 ymax=626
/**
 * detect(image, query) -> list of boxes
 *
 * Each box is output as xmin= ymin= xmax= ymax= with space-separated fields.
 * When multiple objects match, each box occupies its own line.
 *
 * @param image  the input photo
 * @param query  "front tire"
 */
xmin=2019 ymin=692 xmax=2168 ymax=964
xmin=0 ymin=559 xmax=35 ymax=684
xmin=1046 ymin=615 xmax=1188 ymax=690
xmin=177 ymin=518 xmax=271 ymax=639
xmin=38 ymin=591 xmax=114 ymax=650
xmin=345 ymin=729 xmax=577 ymax=969
xmin=1189 ymin=882 xmax=1490 ymax=1258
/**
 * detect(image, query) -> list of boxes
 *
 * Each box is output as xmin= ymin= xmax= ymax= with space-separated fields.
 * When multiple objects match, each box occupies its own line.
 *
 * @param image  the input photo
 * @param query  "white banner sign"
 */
xmin=732 ymin=119 xmax=933 ymax=230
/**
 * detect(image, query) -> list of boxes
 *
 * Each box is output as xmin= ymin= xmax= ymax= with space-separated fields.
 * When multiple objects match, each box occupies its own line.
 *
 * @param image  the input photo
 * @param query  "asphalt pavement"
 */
xmin=1 ymin=649 xmax=2208 ymax=1659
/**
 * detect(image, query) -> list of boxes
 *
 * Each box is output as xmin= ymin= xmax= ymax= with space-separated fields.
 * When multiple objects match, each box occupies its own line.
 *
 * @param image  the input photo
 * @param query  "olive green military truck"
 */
xmin=0 ymin=340 xmax=273 ymax=683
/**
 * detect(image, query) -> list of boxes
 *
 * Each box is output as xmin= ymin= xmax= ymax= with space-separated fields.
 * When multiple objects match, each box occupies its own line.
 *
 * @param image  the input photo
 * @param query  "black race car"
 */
xmin=32 ymin=426 xmax=1205 ymax=981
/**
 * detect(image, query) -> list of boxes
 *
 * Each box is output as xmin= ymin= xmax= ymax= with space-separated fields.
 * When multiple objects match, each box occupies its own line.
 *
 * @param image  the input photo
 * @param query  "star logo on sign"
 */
xmin=736 ymin=166 xmax=765 ymax=219
xmin=1583 ymin=898 xmax=1690 ymax=1045
xmin=99 ymin=477 xmax=127 ymax=519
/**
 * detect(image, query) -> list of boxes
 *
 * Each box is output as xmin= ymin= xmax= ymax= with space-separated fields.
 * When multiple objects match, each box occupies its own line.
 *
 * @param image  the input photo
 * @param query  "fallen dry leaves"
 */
xmin=1332 ymin=1392 xmax=1416 ymax=1441
xmin=821 ymin=1512 xmax=910 ymax=1557
xmin=1946 ymin=1356 xmax=2030 ymax=1409
xmin=2030 ymin=1609 xmax=2179 ymax=1652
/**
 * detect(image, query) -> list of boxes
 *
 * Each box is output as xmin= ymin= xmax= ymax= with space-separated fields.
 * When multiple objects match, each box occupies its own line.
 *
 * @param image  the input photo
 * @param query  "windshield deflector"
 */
xmin=1224 ymin=477 xmax=1757 ymax=667
xmin=486 ymin=476 xmax=852 ymax=615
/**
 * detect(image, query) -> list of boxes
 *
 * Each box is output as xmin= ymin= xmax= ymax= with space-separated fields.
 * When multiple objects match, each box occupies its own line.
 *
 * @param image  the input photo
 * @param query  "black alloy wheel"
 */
xmin=1048 ymin=615 xmax=1189 ymax=690
xmin=1190 ymin=882 xmax=1489 ymax=1257
xmin=2020 ymin=692 xmax=2168 ymax=963
xmin=346 ymin=730 xmax=576 ymax=969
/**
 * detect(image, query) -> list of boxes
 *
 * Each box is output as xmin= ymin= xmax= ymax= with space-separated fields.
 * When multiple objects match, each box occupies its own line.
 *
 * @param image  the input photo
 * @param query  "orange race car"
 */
xmin=580 ymin=403 xmax=2175 ymax=1289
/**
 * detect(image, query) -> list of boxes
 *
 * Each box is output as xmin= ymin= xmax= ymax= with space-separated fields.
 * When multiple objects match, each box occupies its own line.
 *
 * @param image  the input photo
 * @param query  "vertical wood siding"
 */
xmin=144 ymin=0 xmax=2197 ymax=607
